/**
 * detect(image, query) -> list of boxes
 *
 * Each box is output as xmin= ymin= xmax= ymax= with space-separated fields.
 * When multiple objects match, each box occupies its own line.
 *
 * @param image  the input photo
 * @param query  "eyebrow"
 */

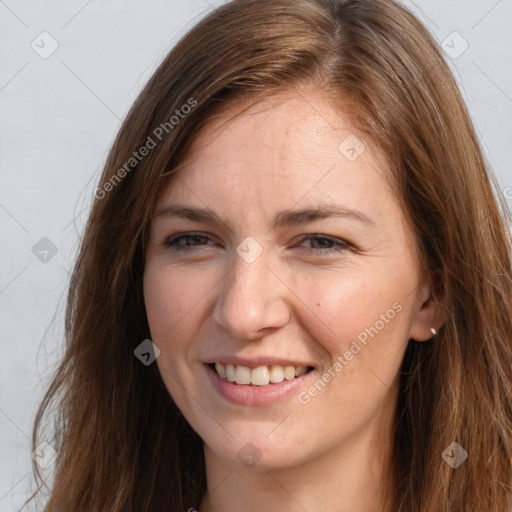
xmin=153 ymin=203 xmax=376 ymax=230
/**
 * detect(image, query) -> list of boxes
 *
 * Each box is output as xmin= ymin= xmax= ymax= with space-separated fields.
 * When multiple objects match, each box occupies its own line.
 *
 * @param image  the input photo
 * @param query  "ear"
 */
xmin=409 ymin=274 xmax=446 ymax=342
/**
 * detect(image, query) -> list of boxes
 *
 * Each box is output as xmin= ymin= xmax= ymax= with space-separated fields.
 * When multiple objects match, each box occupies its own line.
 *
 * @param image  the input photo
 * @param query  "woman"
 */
xmin=28 ymin=0 xmax=512 ymax=510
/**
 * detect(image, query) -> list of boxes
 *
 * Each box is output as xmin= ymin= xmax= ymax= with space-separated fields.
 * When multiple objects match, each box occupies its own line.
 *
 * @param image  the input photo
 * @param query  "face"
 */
xmin=143 ymin=90 xmax=435 ymax=472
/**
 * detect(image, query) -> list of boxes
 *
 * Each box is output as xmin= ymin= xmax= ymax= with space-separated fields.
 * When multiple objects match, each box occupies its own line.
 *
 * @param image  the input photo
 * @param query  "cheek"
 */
xmin=288 ymin=268 xmax=404 ymax=348
xmin=287 ymin=267 xmax=411 ymax=395
xmin=143 ymin=263 xmax=214 ymax=338
xmin=143 ymin=264 xmax=211 ymax=410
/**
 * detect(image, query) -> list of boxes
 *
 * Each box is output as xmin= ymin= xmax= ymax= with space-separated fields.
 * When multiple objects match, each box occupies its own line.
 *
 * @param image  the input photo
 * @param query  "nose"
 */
xmin=211 ymin=249 xmax=291 ymax=340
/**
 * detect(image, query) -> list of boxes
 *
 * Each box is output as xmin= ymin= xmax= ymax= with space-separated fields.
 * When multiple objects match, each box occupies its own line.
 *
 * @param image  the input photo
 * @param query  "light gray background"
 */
xmin=1 ymin=0 xmax=511 ymax=509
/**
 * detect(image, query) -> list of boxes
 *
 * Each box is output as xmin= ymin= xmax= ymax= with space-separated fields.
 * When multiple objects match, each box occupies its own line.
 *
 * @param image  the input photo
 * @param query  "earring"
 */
xmin=430 ymin=327 xmax=437 ymax=336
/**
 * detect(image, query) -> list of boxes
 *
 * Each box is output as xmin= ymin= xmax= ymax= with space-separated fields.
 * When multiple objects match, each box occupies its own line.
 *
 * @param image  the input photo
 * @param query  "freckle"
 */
xmin=316 ymin=302 xmax=321 ymax=307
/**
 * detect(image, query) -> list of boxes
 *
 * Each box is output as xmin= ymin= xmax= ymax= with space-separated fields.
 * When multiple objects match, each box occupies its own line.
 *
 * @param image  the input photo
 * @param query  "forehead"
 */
xmin=160 ymin=91 xmax=392 ymax=206
xmin=183 ymin=92 xmax=361 ymax=161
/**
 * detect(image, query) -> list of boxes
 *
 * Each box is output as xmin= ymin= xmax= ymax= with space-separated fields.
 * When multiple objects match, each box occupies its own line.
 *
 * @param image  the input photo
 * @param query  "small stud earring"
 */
xmin=430 ymin=327 xmax=437 ymax=336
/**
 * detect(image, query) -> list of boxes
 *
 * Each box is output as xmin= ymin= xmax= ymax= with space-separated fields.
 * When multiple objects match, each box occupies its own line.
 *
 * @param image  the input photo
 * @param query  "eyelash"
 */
xmin=162 ymin=232 xmax=351 ymax=254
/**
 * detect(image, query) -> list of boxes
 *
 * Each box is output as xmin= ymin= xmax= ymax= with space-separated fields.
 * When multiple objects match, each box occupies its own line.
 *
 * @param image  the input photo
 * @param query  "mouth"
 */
xmin=204 ymin=362 xmax=317 ymax=406
xmin=208 ymin=362 xmax=315 ymax=386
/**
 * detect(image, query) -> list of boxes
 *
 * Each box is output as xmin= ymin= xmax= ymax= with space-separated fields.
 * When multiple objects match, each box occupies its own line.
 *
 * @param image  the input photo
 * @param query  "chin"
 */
xmin=200 ymin=424 xmax=315 ymax=472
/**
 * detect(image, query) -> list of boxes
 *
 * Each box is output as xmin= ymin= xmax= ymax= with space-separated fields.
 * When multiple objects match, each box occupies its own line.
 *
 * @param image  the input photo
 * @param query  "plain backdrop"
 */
xmin=1 ymin=0 xmax=511 ymax=509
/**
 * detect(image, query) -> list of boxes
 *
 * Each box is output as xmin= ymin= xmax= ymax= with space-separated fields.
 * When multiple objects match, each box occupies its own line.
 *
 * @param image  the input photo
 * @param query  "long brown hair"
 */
xmin=27 ymin=0 xmax=512 ymax=510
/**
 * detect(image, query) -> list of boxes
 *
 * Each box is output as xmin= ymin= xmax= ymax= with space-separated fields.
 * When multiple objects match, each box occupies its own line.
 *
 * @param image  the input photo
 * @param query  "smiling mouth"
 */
xmin=209 ymin=363 xmax=315 ymax=386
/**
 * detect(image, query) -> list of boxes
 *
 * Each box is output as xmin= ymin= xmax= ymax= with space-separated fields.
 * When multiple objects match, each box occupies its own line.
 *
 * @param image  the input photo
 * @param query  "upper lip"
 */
xmin=202 ymin=356 xmax=315 ymax=369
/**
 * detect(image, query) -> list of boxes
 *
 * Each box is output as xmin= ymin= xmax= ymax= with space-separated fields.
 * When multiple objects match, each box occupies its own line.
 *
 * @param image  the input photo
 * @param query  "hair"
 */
xmin=26 ymin=0 xmax=512 ymax=510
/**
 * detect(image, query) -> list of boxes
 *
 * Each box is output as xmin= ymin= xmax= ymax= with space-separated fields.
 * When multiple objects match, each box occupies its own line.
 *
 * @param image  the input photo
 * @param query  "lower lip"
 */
xmin=204 ymin=364 xmax=315 ymax=406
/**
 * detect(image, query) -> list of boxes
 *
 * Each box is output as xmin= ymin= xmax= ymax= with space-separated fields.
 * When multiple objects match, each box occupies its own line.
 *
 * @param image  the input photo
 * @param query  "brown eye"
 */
xmin=296 ymin=234 xmax=350 ymax=253
xmin=164 ymin=233 xmax=212 ymax=251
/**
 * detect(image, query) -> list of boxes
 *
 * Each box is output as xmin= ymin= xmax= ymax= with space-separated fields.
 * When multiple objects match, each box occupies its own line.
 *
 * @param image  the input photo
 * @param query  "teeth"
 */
xmin=269 ymin=365 xmax=284 ymax=383
xmin=295 ymin=366 xmax=307 ymax=377
xmin=213 ymin=363 xmax=310 ymax=385
xmin=284 ymin=366 xmax=296 ymax=380
xmin=234 ymin=365 xmax=251 ymax=385
xmin=251 ymin=366 xmax=270 ymax=385
xmin=226 ymin=363 xmax=235 ymax=382
xmin=215 ymin=363 xmax=226 ymax=379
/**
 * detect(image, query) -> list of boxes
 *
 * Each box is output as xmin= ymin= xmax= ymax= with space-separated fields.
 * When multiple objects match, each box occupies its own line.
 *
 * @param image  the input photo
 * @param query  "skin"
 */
xmin=143 ymin=88 xmax=444 ymax=512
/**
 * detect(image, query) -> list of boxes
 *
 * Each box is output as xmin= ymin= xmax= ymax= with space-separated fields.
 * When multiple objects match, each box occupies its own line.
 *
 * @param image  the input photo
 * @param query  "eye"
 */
xmin=295 ymin=234 xmax=351 ymax=253
xmin=163 ymin=232 xmax=214 ymax=252
xmin=162 ymin=232 xmax=352 ymax=255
